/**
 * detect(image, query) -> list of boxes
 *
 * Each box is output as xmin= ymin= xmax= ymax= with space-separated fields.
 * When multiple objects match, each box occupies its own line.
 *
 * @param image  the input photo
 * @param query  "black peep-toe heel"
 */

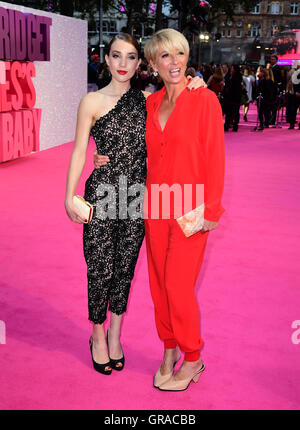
xmin=89 ymin=336 xmax=112 ymax=375
xmin=106 ymin=331 xmax=125 ymax=371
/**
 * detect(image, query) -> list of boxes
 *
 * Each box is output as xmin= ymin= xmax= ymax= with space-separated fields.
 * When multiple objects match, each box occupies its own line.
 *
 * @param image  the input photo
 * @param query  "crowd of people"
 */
xmin=273 ymin=36 xmax=298 ymax=56
xmin=88 ymin=52 xmax=300 ymax=132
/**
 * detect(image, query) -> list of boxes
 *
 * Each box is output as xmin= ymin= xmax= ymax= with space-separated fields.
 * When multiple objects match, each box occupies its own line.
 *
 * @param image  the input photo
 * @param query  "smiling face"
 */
xmin=144 ymin=29 xmax=189 ymax=87
xmin=150 ymin=44 xmax=188 ymax=86
xmin=105 ymin=39 xmax=141 ymax=82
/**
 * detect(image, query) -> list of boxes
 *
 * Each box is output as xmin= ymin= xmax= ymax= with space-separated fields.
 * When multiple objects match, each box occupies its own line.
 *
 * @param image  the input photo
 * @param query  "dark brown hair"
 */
xmin=106 ymin=33 xmax=141 ymax=58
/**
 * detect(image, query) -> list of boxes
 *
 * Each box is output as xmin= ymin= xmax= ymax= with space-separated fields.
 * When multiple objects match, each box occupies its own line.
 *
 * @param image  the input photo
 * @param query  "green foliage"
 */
xmin=169 ymin=0 xmax=260 ymax=34
xmin=4 ymin=0 xmax=261 ymax=31
xmin=169 ymin=0 xmax=259 ymax=16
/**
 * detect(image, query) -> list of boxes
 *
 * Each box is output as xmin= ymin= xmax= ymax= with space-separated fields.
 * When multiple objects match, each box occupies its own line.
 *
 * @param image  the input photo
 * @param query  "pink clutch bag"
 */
xmin=176 ymin=204 xmax=205 ymax=237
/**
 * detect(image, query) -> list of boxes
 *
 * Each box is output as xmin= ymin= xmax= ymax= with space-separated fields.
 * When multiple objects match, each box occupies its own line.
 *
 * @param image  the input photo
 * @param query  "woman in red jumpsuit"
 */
xmin=144 ymin=29 xmax=225 ymax=391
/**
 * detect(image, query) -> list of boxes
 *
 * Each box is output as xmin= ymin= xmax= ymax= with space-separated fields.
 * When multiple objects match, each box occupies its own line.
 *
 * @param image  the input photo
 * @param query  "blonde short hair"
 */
xmin=144 ymin=29 xmax=189 ymax=63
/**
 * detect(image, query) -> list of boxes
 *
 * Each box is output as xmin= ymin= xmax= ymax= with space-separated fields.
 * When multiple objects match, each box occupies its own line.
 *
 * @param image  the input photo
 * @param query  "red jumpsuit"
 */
xmin=144 ymin=86 xmax=225 ymax=361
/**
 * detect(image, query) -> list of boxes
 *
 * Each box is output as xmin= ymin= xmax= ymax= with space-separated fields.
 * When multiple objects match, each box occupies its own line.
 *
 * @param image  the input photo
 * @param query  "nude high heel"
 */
xmin=158 ymin=362 xmax=205 ymax=392
xmin=153 ymin=350 xmax=181 ymax=388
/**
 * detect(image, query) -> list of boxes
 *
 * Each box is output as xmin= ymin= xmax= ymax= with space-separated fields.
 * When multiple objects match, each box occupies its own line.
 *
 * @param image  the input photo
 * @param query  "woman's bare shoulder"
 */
xmin=81 ymin=90 xmax=106 ymax=106
xmin=78 ymin=90 xmax=110 ymax=119
xmin=79 ymin=91 xmax=101 ymax=108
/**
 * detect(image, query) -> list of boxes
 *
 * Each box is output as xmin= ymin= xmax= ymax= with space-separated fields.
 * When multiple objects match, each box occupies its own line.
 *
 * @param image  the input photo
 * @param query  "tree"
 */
xmin=155 ymin=0 xmax=164 ymax=31
xmin=170 ymin=0 xmax=260 ymax=17
xmin=99 ymin=0 xmax=148 ymax=32
xmin=170 ymin=0 xmax=260 ymax=35
xmin=5 ymin=0 xmax=261 ymax=37
xmin=60 ymin=0 xmax=74 ymax=16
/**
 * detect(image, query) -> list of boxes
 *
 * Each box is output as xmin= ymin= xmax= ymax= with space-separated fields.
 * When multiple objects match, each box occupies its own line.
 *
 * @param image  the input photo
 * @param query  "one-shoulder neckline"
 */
xmin=91 ymin=87 xmax=134 ymax=129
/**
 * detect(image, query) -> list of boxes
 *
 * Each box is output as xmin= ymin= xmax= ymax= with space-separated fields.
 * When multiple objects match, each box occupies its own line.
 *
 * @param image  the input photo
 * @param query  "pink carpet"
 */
xmin=0 ymin=105 xmax=300 ymax=410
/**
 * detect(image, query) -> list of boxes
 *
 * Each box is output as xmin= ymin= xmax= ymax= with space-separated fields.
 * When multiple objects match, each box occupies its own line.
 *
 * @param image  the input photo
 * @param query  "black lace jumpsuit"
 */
xmin=83 ymin=88 xmax=147 ymax=324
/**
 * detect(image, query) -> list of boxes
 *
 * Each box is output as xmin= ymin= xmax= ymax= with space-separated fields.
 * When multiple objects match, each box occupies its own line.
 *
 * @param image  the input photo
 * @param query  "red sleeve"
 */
xmin=202 ymin=91 xmax=225 ymax=222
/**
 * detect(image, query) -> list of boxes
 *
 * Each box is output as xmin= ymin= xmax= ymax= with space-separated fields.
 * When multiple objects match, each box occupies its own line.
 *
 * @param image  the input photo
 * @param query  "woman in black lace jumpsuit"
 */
xmin=83 ymin=87 xmax=146 ymax=324
xmin=65 ymin=34 xmax=147 ymax=374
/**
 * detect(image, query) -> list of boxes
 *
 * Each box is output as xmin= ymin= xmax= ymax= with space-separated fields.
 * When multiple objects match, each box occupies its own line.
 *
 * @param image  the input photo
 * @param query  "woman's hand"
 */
xmin=187 ymin=76 xmax=207 ymax=91
xmin=65 ymin=199 xmax=87 ymax=224
xmin=201 ymin=219 xmax=218 ymax=233
xmin=94 ymin=150 xmax=110 ymax=169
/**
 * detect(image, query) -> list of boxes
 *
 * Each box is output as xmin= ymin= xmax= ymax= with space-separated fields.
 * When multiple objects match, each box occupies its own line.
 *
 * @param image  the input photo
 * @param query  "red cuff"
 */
xmin=204 ymin=205 xmax=225 ymax=222
xmin=164 ymin=340 xmax=177 ymax=349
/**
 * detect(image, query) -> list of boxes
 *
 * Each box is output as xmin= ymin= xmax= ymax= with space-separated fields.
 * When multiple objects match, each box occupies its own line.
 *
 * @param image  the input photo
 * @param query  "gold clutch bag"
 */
xmin=176 ymin=204 xmax=205 ymax=237
xmin=73 ymin=195 xmax=94 ymax=223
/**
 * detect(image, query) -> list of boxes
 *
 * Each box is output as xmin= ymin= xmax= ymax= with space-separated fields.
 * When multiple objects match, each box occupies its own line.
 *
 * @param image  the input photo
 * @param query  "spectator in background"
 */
xmin=242 ymin=68 xmax=256 ymax=122
xmin=134 ymin=63 xmax=151 ymax=91
xmin=270 ymin=55 xmax=282 ymax=124
xmin=207 ymin=65 xmax=224 ymax=97
xmin=144 ymin=74 xmax=158 ymax=93
xmin=88 ymin=45 xmax=93 ymax=60
xmin=222 ymin=64 xmax=230 ymax=86
xmin=253 ymin=66 xmax=264 ymax=101
xmin=288 ymin=61 xmax=300 ymax=129
xmin=195 ymin=65 xmax=203 ymax=79
xmin=256 ymin=68 xmax=277 ymax=130
xmin=202 ymin=64 xmax=213 ymax=83
xmin=280 ymin=67 xmax=287 ymax=93
xmin=256 ymin=66 xmax=264 ymax=82
xmin=185 ymin=67 xmax=196 ymax=78
xmin=88 ymin=54 xmax=101 ymax=89
xmin=223 ymin=64 xmax=243 ymax=132
xmin=97 ymin=62 xmax=111 ymax=89
xmin=286 ymin=61 xmax=300 ymax=127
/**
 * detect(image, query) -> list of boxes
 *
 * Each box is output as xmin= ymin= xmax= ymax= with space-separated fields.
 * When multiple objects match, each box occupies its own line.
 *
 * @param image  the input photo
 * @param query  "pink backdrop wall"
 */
xmin=0 ymin=1 xmax=87 ymax=152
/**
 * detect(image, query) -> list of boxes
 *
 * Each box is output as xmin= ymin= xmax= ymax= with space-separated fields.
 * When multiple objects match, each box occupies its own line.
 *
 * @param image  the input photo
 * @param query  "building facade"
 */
xmin=87 ymin=1 xmax=300 ymax=64
xmin=212 ymin=1 xmax=300 ymax=64
xmin=9 ymin=0 xmax=300 ymax=64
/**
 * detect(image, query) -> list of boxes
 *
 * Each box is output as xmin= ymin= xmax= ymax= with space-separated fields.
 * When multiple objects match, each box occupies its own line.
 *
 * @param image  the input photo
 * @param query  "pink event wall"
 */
xmin=0 ymin=1 xmax=87 ymax=152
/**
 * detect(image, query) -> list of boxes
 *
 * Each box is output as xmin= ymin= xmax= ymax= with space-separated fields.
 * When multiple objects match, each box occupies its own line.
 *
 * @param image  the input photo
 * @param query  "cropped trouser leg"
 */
xmin=109 ymin=218 xmax=145 ymax=315
xmin=83 ymin=217 xmax=144 ymax=325
xmin=145 ymin=219 xmax=175 ymax=349
xmin=145 ymin=218 xmax=209 ymax=362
